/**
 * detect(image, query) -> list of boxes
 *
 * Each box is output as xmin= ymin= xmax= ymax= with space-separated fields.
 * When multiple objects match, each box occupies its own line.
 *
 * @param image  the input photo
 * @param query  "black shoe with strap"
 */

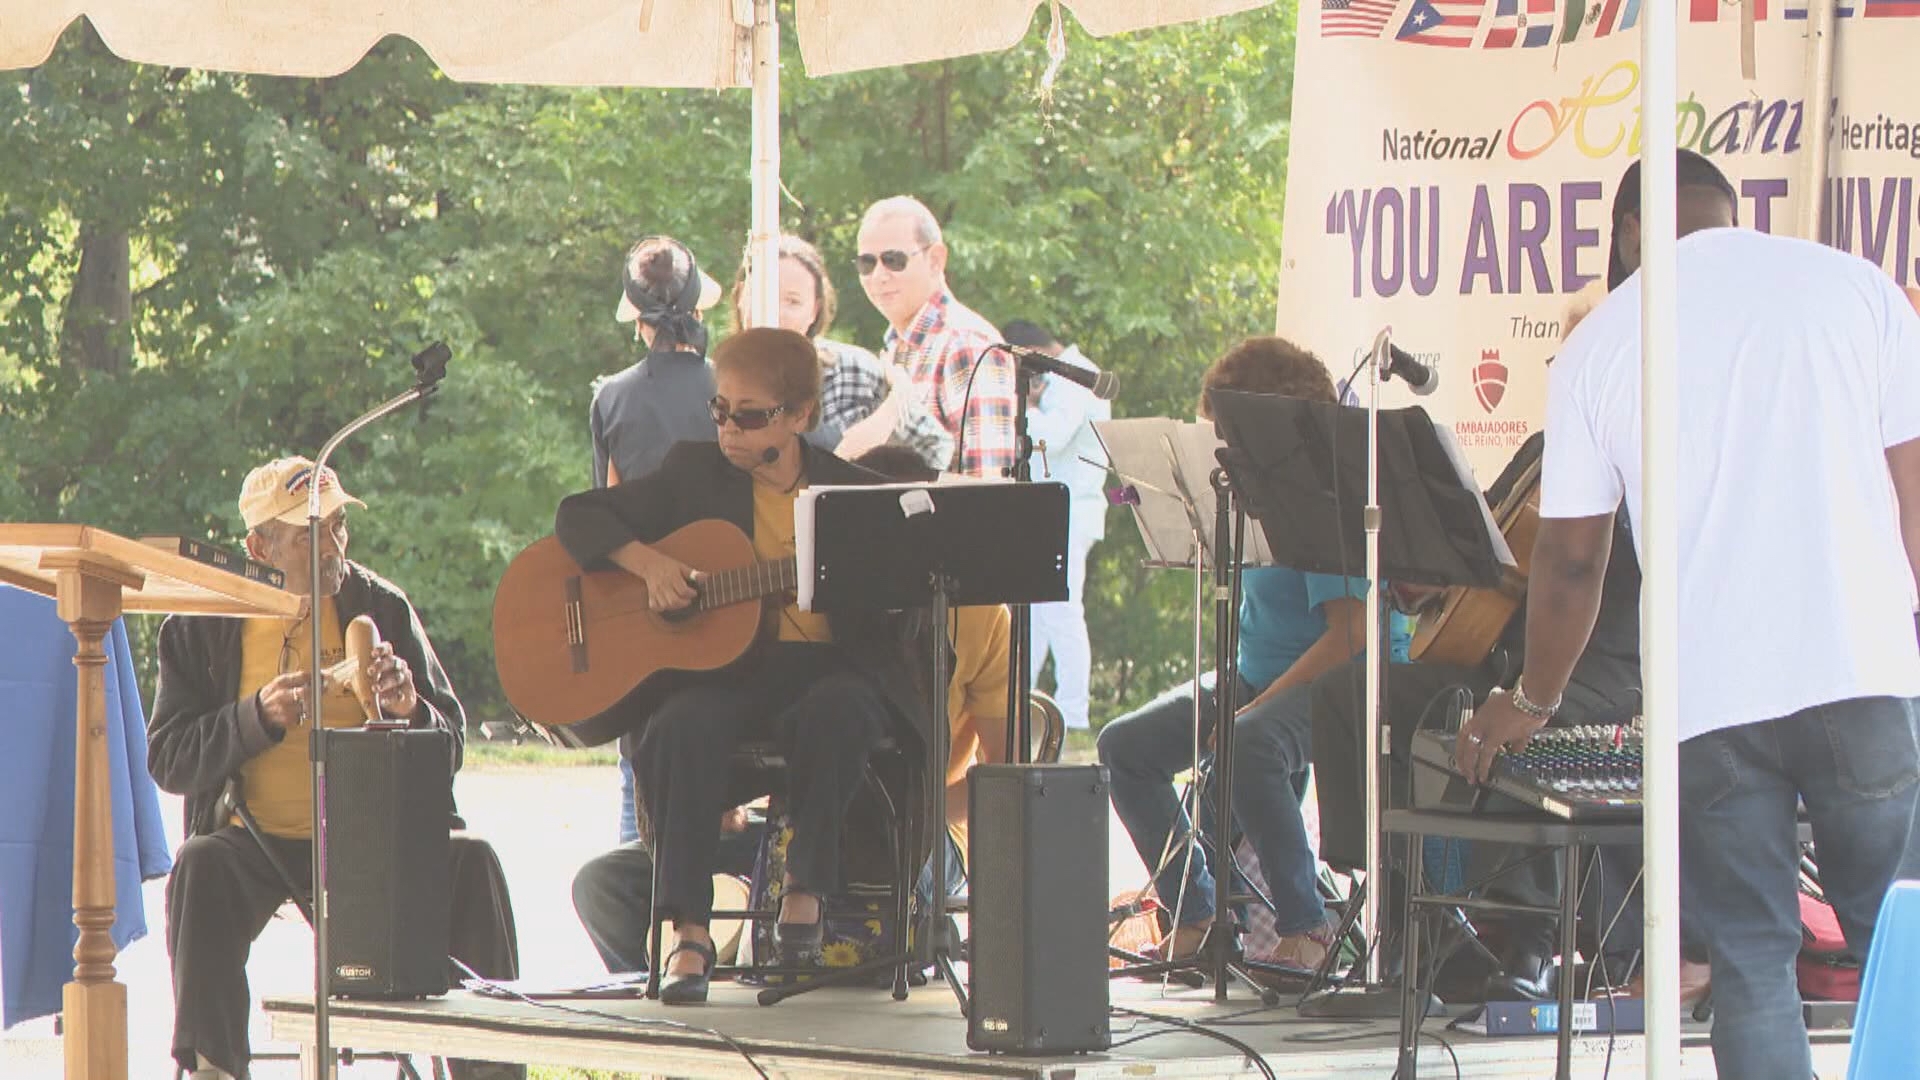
xmin=774 ymin=915 xmax=825 ymax=970
xmin=659 ymin=938 xmax=717 ymax=1005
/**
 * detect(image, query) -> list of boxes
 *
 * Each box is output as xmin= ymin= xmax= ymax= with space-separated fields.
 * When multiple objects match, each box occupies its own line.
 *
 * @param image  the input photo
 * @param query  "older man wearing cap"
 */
xmin=148 ymin=457 xmax=521 ymax=1080
xmin=592 ymin=234 xmax=725 ymax=488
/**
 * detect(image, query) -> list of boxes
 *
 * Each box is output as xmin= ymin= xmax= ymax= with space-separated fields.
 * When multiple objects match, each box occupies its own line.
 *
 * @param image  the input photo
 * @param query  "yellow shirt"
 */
xmin=236 ymin=596 xmax=366 ymax=838
xmin=751 ymin=481 xmax=834 ymax=645
xmin=944 ymin=604 xmax=1011 ymax=854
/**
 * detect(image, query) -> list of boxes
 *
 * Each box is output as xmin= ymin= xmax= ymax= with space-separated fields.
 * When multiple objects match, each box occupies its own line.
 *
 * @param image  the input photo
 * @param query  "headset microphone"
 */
xmin=762 ymin=445 xmax=781 ymax=464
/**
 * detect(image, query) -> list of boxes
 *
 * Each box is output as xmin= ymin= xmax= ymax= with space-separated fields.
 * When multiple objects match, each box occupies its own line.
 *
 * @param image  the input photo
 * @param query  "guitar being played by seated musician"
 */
xmin=552 ymin=327 xmax=931 ymax=1005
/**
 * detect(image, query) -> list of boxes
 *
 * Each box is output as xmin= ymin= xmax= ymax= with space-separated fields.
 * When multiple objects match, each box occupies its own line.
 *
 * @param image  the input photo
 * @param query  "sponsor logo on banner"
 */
xmin=1473 ymin=349 xmax=1508 ymax=413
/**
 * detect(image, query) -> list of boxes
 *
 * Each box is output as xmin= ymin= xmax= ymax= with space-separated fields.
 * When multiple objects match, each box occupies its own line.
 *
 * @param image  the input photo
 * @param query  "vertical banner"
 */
xmin=1278 ymin=5 xmax=1920 ymax=478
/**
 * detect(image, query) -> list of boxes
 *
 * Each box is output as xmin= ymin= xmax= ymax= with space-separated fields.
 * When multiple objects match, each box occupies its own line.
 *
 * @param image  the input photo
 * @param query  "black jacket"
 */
xmin=148 ymin=562 xmax=466 ymax=840
xmin=553 ymin=439 xmax=937 ymax=759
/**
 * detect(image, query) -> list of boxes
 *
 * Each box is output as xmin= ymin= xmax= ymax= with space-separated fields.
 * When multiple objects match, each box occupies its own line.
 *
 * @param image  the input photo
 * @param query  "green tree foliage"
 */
xmin=0 ymin=4 xmax=1296 ymax=724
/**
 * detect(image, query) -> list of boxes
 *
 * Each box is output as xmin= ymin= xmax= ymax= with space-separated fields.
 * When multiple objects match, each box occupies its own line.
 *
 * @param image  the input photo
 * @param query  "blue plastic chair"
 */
xmin=1846 ymin=879 xmax=1920 ymax=1080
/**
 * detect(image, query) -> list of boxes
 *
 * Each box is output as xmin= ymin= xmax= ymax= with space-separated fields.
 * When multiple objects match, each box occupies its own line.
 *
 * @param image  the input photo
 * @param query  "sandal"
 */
xmin=659 ymin=937 xmax=717 ymax=1005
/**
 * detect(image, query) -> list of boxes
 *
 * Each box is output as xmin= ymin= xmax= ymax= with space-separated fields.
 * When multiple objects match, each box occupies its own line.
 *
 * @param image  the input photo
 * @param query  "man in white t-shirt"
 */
xmin=1459 ymin=151 xmax=1920 ymax=1079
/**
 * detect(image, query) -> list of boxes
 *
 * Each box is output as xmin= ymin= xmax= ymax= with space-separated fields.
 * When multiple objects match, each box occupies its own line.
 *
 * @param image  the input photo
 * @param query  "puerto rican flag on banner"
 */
xmin=1484 ymin=0 xmax=1557 ymax=45
xmin=1322 ymin=0 xmax=1401 ymax=36
xmin=1396 ymin=0 xmax=1484 ymax=45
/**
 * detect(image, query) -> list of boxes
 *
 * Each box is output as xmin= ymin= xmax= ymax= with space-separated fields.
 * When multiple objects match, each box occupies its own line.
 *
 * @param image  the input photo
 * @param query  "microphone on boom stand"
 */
xmin=305 ymin=341 xmax=450 ymax=1076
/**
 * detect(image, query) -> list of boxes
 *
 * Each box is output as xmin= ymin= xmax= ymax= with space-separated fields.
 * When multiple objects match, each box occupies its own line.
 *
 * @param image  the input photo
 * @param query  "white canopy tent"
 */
xmin=0 ymin=1 xmax=1268 ymax=323
xmin=0 ymin=2 xmax=1739 ymax=1078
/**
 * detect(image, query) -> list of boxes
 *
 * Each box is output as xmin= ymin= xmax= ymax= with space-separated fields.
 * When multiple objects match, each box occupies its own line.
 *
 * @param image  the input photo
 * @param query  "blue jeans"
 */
xmin=1680 ymin=696 xmax=1920 ymax=1080
xmin=1096 ymin=672 xmax=1324 ymax=935
xmin=619 ymin=753 xmax=640 ymax=845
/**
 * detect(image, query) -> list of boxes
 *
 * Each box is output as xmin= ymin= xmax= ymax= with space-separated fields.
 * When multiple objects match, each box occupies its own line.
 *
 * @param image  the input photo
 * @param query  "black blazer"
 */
xmin=553 ymin=439 xmax=937 ymax=758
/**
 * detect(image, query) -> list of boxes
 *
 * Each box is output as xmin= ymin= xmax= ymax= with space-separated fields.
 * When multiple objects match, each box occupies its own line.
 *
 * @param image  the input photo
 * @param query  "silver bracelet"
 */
xmin=1511 ymin=680 xmax=1561 ymax=721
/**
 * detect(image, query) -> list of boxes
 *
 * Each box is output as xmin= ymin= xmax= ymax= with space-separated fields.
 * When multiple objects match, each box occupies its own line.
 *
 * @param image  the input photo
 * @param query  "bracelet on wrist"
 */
xmin=1511 ymin=680 xmax=1561 ymax=721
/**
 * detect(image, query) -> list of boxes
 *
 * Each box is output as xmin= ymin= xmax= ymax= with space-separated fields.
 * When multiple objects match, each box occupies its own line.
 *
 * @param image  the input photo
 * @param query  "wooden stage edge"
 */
xmin=263 ymin=982 xmax=1856 ymax=1080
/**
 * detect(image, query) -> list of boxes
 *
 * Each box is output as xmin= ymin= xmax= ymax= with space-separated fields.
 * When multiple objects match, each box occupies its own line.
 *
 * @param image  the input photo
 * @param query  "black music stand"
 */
xmin=1206 ymin=389 xmax=1508 ymax=1018
xmin=771 ymin=479 xmax=1069 ymax=1013
xmin=1103 ymin=467 xmax=1292 ymax=1004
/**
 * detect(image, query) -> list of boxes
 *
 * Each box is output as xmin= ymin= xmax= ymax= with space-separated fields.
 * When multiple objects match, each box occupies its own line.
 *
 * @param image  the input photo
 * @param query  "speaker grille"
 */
xmin=967 ymin=764 xmax=1111 ymax=1054
xmin=322 ymin=729 xmax=452 ymax=999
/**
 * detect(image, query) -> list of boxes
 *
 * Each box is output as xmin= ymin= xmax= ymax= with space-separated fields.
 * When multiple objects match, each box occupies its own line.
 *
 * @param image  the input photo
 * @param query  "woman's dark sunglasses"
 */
xmin=709 ymin=397 xmax=789 ymax=431
xmin=854 ymin=247 xmax=926 ymax=276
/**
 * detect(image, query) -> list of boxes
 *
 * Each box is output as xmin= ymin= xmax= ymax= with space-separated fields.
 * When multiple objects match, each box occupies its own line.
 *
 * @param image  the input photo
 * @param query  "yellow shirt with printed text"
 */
xmin=235 ymin=595 xmax=366 ymax=838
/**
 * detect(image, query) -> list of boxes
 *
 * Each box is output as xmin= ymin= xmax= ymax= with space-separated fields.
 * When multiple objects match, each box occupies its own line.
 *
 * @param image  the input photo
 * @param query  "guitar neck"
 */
xmin=697 ymin=557 xmax=800 ymax=611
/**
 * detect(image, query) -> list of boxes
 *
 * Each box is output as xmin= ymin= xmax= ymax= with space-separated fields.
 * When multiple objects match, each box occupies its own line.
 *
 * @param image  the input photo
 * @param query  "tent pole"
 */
xmin=1640 ymin=6 xmax=1681 ymax=1078
xmin=1798 ymin=0 xmax=1838 ymax=243
xmin=748 ymin=0 xmax=781 ymax=327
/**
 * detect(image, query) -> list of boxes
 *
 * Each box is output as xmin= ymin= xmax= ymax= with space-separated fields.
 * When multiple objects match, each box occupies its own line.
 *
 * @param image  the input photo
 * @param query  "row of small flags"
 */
xmin=1323 ymin=0 xmax=1919 ymax=45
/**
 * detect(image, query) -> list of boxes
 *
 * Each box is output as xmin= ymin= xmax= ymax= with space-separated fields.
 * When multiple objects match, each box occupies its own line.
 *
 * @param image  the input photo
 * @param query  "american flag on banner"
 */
xmin=1396 ymin=0 xmax=1485 ymax=45
xmin=1322 ymin=0 xmax=1400 ymax=36
xmin=1484 ymin=0 xmax=1557 ymax=44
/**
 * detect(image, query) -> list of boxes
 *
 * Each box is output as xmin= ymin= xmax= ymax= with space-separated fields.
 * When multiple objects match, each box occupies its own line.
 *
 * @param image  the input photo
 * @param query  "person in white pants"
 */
xmin=1002 ymin=320 xmax=1110 ymax=730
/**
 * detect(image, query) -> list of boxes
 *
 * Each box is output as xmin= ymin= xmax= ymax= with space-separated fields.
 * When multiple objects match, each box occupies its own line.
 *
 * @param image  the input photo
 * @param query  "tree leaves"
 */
xmin=1 ymin=2 xmax=1299 ymax=723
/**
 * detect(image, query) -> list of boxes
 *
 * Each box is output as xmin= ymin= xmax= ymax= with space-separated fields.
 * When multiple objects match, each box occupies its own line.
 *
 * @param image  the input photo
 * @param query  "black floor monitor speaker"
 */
xmin=321 ymin=727 xmax=452 ymax=999
xmin=967 ymin=764 xmax=1112 ymax=1054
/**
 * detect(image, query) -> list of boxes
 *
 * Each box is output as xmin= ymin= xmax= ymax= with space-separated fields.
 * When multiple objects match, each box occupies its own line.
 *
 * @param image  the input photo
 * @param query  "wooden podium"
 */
xmin=0 ymin=525 xmax=301 ymax=1080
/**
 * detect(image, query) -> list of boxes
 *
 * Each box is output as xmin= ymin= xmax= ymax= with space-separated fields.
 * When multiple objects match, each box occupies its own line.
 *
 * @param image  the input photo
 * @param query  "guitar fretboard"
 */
xmin=696 ymin=558 xmax=800 ymax=610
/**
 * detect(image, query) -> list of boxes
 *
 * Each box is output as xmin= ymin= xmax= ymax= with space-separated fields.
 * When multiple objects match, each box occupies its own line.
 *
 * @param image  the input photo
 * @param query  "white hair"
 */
xmin=861 ymin=196 xmax=943 ymax=248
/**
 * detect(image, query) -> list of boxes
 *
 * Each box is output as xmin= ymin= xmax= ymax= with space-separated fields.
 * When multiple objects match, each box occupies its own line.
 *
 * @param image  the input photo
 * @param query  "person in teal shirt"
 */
xmin=1098 ymin=337 xmax=1409 ymax=975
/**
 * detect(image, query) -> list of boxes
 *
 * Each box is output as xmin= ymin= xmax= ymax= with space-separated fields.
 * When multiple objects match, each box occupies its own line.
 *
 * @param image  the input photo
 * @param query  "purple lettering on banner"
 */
xmin=1460 ymin=184 xmax=1503 ymax=295
xmin=1702 ymin=102 xmax=1745 ymax=155
xmin=1410 ymin=187 xmax=1441 ymax=297
xmin=1829 ymin=177 xmax=1853 ymax=253
xmin=1561 ymin=181 xmax=1602 ymax=293
xmin=1860 ymin=177 xmax=1904 ymax=269
xmin=1742 ymin=177 xmax=1789 ymax=234
xmin=1900 ymin=179 xmax=1915 ymax=288
xmin=1747 ymin=100 xmax=1796 ymax=154
xmin=1507 ymin=183 xmax=1552 ymax=295
xmin=1373 ymin=187 xmax=1405 ymax=297
xmin=1339 ymin=189 xmax=1374 ymax=299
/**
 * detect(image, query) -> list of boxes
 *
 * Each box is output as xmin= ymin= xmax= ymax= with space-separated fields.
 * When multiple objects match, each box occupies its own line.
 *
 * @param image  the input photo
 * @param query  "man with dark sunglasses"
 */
xmin=856 ymin=196 xmax=1016 ymax=478
xmin=148 ymin=457 xmax=521 ymax=1080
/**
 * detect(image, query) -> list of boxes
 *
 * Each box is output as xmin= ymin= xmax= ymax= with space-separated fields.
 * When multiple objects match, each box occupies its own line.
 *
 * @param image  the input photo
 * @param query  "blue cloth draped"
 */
xmin=0 ymin=585 xmax=173 ymax=1028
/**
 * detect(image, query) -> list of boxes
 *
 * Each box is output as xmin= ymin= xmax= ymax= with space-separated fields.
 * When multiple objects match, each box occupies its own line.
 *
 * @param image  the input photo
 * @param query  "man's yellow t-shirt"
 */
xmin=235 ymin=595 xmax=366 ymax=838
xmin=944 ymin=604 xmax=1011 ymax=854
xmin=751 ymin=481 xmax=833 ymax=644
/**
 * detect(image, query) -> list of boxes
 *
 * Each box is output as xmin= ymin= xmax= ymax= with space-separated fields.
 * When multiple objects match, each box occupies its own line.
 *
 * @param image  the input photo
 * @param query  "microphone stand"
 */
xmin=1300 ymin=328 xmax=1438 ymax=1021
xmin=1003 ymin=362 xmax=1037 ymax=763
xmin=306 ymin=344 xmax=448 ymax=1075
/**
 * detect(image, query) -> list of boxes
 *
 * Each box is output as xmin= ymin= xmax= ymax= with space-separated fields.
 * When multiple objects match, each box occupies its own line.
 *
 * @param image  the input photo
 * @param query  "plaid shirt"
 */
xmin=818 ymin=338 xmax=955 ymax=470
xmin=883 ymin=289 xmax=1015 ymax=477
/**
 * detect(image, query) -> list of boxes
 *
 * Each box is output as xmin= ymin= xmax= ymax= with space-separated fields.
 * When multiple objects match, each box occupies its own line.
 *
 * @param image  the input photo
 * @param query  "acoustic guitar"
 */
xmin=1406 ymin=455 xmax=1541 ymax=667
xmin=491 ymin=519 xmax=794 ymax=739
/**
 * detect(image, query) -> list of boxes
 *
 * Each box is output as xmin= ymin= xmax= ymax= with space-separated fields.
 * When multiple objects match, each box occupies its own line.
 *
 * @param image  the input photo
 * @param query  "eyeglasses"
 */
xmin=709 ymin=397 xmax=790 ymax=431
xmin=854 ymin=247 xmax=928 ymax=277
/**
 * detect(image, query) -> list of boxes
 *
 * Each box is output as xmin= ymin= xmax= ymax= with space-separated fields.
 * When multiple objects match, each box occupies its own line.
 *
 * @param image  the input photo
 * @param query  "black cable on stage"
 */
xmin=1110 ymin=1005 xmax=1279 ymax=1080
xmin=449 ymin=957 xmax=772 ymax=1080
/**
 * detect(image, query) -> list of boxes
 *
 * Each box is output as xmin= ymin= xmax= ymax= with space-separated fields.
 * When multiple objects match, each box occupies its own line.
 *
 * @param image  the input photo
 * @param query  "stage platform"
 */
xmin=263 ymin=980 xmax=1855 ymax=1079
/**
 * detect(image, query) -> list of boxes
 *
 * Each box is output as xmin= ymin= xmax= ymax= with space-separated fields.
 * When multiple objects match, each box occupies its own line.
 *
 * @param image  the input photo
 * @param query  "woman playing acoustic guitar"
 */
xmin=554 ymin=327 xmax=928 ymax=1004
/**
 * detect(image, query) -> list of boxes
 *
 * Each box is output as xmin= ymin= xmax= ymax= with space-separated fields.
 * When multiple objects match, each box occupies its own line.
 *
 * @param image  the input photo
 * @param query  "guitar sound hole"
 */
xmin=660 ymin=601 xmax=701 ymax=624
